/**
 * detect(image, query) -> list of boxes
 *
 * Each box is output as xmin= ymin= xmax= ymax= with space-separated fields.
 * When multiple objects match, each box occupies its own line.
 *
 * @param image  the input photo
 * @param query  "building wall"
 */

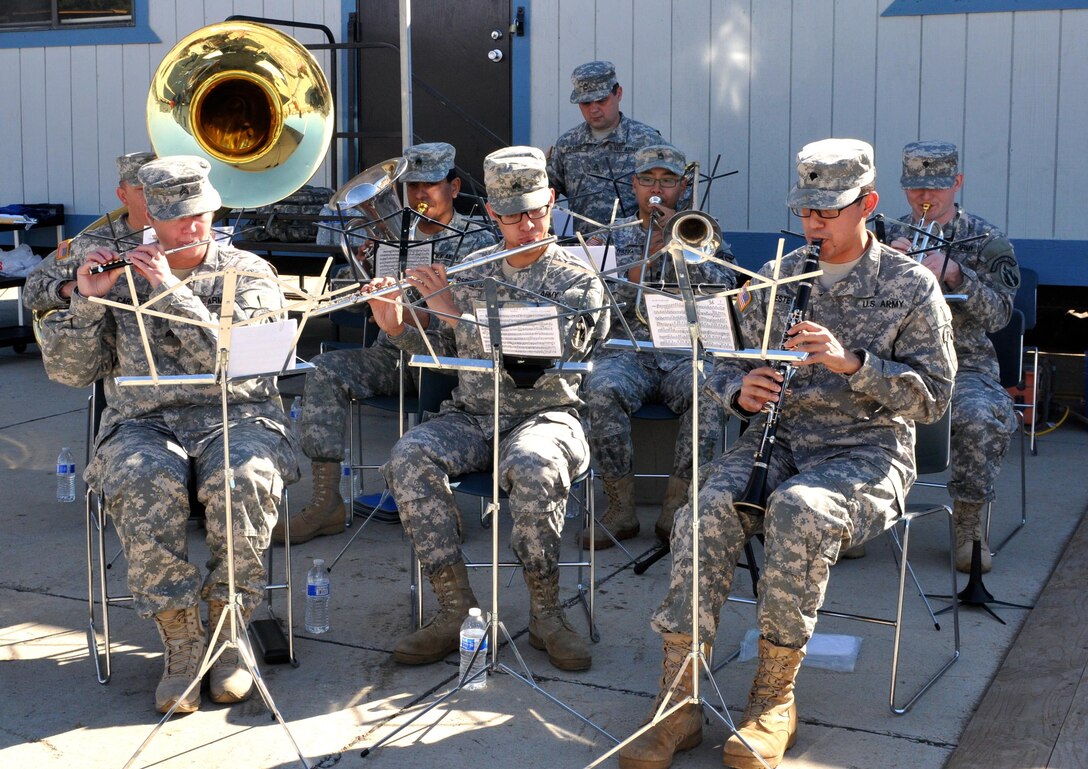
xmin=0 ymin=1 xmax=344 ymax=225
xmin=527 ymin=0 xmax=1088 ymax=276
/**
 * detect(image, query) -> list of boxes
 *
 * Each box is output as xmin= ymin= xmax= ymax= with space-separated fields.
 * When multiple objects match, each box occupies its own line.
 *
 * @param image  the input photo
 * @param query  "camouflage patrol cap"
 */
xmin=138 ymin=155 xmax=222 ymax=220
xmin=570 ymin=60 xmax=618 ymax=104
xmin=484 ymin=146 xmax=552 ymax=216
xmin=634 ymin=144 xmax=686 ymax=176
xmin=900 ymin=140 xmax=959 ymax=189
xmin=786 ymin=138 xmax=876 ymax=211
xmin=116 ymin=151 xmax=156 ymax=186
xmin=402 ymin=142 xmax=456 ymax=183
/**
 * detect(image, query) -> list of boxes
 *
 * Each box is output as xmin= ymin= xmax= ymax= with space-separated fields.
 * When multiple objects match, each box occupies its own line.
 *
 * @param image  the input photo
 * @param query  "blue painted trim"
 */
xmin=0 ymin=0 xmax=157 ymax=49
xmin=727 ymin=231 xmax=1088 ymax=287
xmin=883 ymin=0 xmax=1088 ymax=16
xmin=510 ymin=4 xmax=531 ymax=145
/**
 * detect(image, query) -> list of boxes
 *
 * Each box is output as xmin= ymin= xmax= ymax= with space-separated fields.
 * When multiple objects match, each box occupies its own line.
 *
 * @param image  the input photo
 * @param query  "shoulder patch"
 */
xmin=55 ymin=239 xmax=71 ymax=261
xmin=735 ymin=280 xmax=752 ymax=313
xmin=981 ymin=236 xmax=1020 ymax=290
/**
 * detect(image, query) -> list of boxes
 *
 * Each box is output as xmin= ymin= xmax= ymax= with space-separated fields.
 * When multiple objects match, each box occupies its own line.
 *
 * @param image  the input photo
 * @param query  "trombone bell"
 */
xmin=663 ymin=210 xmax=722 ymax=263
xmin=147 ymin=21 xmax=334 ymax=209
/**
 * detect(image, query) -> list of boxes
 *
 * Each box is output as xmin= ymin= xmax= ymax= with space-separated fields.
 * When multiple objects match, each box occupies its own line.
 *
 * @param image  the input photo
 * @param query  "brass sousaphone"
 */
xmin=146 ymin=20 xmax=334 ymax=208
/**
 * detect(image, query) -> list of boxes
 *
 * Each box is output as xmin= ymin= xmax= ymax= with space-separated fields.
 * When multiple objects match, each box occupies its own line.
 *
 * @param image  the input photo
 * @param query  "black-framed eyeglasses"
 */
xmin=496 ymin=204 xmax=552 ymax=225
xmin=634 ymin=174 xmax=683 ymax=189
xmin=790 ymin=192 xmax=868 ymax=219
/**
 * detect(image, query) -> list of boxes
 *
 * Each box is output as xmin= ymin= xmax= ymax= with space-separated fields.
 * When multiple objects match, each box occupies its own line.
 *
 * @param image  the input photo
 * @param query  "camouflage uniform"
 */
xmin=24 ymin=151 xmax=155 ymax=315
xmin=38 ymin=158 xmax=299 ymax=619
xmin=652 ymin=237 xmax=956 ymax=649
xmin=585 ymin=212 xmax=736 ymax=480
xmin=298 ymin=209 xmax=497 ymax=460
xmin=547 ymin=62 xmax=664 ymax=231
xmin=381 ymin=240 xmax=609 ymax=577
xmin=885 ymin=207 xmax=1019 ymax=505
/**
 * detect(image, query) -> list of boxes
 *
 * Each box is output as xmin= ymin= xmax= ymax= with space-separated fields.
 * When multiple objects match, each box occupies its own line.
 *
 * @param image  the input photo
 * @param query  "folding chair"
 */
xmin=727 ymin=406 xmax=960 ymax=714
xmin=85 ymin=381 xmax=296 ymax=683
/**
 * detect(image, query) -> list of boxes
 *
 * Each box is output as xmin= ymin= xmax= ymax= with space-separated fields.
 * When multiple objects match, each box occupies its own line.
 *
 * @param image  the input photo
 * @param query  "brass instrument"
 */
xmin=146 ymin=21 xmax=334 ymax=208
xmin=910 ymin=202 xmax=939 ymax=261
xmin=734 ymin=240 xmax=822 ymax=515
xmin=328 ymin=156 xmax=408 ymax=245
xmin=633 ymin=208 xmax=723 ymax=324
xmin=415 ymin=201 xmax=429 ymax=215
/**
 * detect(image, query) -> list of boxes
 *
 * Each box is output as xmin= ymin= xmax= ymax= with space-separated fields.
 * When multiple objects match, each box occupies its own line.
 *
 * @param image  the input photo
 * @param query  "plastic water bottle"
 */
xmin=288 ymin=395 xmax=302 ymax=423
xmin=459 ymin=607 xmax=488 ymax=690
xmin=305 ymin=558 xmax=330 ymax=633
xmin=56 ymin=447 xmax=76 ymax=503
xmin=339 ymin=449 xmax=353 ymax=508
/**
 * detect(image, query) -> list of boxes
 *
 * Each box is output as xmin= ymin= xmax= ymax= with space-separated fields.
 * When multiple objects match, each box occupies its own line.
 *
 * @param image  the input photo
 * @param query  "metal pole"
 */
xmin=398 ymin=0 xmax=414 ymax=151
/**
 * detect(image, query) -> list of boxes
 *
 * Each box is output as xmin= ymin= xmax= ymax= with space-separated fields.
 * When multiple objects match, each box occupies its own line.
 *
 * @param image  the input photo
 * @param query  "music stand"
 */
xmin=583 ymin=237 xmax=820 ymax=769
xmin=87 ymin=265 xmax=314 ymax=769
xmin=357 ymin=269 xmax=618 ymax=757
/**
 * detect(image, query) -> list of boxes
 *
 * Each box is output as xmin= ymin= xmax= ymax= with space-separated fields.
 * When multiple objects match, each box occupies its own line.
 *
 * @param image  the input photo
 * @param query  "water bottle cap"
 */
xmin=468 ymin=607 xmax=482 ymax=617
xmin=314 ymin=558 xmax=325 ymax=567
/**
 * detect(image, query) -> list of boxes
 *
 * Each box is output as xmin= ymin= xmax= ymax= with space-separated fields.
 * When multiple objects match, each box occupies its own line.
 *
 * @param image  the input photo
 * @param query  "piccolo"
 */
xmin=88 ymin=239 xmax=216 ymax=273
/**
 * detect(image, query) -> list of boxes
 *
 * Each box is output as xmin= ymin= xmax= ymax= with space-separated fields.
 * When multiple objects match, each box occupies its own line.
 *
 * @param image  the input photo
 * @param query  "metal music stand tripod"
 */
xmin=584 ymin=237 xmax=819 ymax=769
xmin=359 ymin=274 xmax=616 ymax=757
xmin=90 ymin=266 xmax=313 ymax=769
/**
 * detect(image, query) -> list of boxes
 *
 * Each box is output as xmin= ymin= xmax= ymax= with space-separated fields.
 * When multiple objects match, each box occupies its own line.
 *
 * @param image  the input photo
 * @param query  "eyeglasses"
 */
xmin=790 ymin=192 xmax=868 ymax=219
xmin=634 ymin=174 xmax=683 ymax=189
xmin=495 ymin=204 xmax=552 ymax=225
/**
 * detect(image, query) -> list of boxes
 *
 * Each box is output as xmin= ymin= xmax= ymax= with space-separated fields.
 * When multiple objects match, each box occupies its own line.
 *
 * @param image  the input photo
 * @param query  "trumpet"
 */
xmin=910 ymin=202 xmax=940 ymax=261
xmin=415 ymin=201 xmax=429 ymax=215
xmin=733 ymin=240 xmax=822 ymax=515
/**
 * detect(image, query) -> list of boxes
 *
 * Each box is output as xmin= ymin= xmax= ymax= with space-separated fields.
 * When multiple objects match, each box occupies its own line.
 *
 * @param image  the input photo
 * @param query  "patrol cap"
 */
xmin=634 ymin=144 xmax=686 ymax=176
xmin=402 ymin=142 xmax=456 ymax=183
xmin=138 ymin=155 xmax=223 ymax=220
xmin=484 ymin=146 xmax=552 ymax=215
xmin=570 ymin=60 xmax=618 ymax=104
xmin=900 ymin=140 xmax=959 ymax=189
xmin=116 ymin=151 xmax=156 ymax=186
xmin=786 ymin=138 xmax=876 ymax=211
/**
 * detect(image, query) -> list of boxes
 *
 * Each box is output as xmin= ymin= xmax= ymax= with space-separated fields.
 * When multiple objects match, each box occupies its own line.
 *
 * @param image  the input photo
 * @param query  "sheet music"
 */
xmin=226 ymin=318 xmax=299 ymax=378
xmin=644 ymin=292 xmax=737 ymax=351
xmin=474 ymin=304 xmax=563 ymax=358
xmin=374 ymin=241 xmax=433 ymax=277
xmin=563 ymin=245 xmax=616 ymax=274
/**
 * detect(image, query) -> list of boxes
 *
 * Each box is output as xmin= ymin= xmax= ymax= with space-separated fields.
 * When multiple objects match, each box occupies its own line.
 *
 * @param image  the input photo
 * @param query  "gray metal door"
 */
xmin=354 ymin=0 xmax=514 ymax=210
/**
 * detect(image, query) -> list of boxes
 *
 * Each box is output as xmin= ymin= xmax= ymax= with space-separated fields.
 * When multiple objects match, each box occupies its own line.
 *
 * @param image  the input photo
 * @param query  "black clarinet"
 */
xmin=733 ymin=240 xmax=822 ymax=514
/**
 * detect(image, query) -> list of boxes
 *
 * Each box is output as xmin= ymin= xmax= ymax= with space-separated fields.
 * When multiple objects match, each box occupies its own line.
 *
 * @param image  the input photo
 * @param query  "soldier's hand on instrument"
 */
xmin=888 ymin=236 xmax=912 ymax=254
xmin=124 ymin=244 xmax=171 ymax=288
xmin=366 ymin=276 xmax=405 ymax=335
xmin=405 ymin=264 xmax=459 ymax=327
xmin=738 ymin=366 xmax=785 ymax=414
xmin=76 ymin=248 xmax=126 ymax=297
xmin=920 ymin=249 xmax=962 ymax=289
xmin=787 ymin=320 xmax=861 ymax=375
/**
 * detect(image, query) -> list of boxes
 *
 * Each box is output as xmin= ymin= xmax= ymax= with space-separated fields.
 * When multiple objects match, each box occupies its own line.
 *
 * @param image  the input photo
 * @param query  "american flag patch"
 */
xmin=735 ymin=280 xmax=752 ymax=313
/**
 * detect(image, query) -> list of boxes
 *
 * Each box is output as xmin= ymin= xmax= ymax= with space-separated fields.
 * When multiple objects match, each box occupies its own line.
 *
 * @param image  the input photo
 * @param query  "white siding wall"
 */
xmin=527 ymin=0 xmax=1088 ymax=243
xmin=0 ymin=1 xmax=342 ymax=219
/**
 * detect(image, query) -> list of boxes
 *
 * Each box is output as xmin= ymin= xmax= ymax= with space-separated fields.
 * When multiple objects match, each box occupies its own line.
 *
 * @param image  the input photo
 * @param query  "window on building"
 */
xmin=0 ymin=1 xmax=133 ymax=30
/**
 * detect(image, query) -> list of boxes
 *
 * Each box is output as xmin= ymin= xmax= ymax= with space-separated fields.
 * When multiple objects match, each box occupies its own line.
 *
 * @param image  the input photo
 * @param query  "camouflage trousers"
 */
xmin=651 ymin=430 xmax=902 ymax=649
xmin=583 ymin=354 xmax=722 ymax=480
xmin=382 ymin=409 xmax=589 ymax=577
xmin=88 ymin=421 xmax=294 ymax=618
xmin=948 ymin=371 xmax=1017 ymax=503
xmin=299 ymin=339 xmax=414 ymax=461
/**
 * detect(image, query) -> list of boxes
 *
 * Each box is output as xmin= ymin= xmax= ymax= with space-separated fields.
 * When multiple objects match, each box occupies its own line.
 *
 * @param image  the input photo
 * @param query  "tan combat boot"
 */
xmin=618 ymin=633 xmax=704 ymax=769
xmin=655 ymin=476 xmax=690 ymax=541
xmin=206 ymin=599 xmax=254 ymax=704
xmin=583 ymin=475 xmax=638 ymax=550
xmin=152 ymin=605 xmax=206 ymax=714
xmin=722 ymin=636 xmax=805 ymax=769
xmin=524 ymin=569 xmax=592 ymax=671
xmin=393 ymin=562 xmax=479 ymax=665
xmin=272 ymin=460 xmax=345 ymax=544
xmin=953 ymin=500 xmax=991 ymax=574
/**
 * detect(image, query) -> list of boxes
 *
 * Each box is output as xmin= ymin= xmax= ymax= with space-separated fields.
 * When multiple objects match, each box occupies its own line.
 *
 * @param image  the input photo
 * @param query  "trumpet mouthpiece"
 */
xmin=415 ymin=202 xmax=429 ymax=214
